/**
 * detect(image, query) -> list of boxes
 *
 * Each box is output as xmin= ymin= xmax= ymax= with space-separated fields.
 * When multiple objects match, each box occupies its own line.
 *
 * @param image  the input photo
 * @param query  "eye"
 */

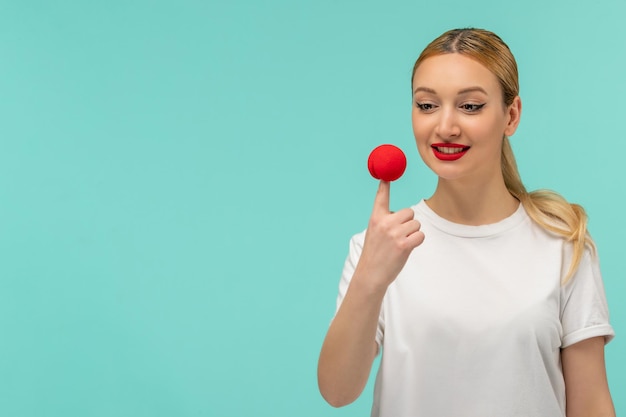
xmin=460 ymin=103 xmax=485 ymax=113
xmin=415 ymin=102 xmax=436 ymax=112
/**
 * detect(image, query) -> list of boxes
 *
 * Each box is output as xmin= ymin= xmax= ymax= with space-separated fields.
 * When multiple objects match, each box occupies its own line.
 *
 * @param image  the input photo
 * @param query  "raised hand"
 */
xmin=354 ymin=181 xmax=425 ymax=291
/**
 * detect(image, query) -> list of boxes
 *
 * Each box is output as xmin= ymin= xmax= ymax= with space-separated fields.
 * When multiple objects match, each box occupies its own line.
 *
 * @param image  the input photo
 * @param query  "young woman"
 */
xmin=318 ymin=28 xmax=615 ymax=417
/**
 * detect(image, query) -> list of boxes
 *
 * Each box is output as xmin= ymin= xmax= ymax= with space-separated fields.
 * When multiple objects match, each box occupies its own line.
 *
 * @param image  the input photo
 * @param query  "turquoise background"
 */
xmin=0 ymin=0 xmax=623 ymax=416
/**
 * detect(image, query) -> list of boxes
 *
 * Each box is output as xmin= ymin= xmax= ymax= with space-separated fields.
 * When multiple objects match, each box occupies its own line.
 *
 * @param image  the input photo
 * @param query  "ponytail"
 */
xmin=501 ymin=137 xmax=593 ymax=282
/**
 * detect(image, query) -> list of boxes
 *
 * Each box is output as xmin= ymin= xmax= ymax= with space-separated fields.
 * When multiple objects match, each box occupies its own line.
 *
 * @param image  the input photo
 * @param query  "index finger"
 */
xmin=372 ymin=180 xmax=390 ymax=216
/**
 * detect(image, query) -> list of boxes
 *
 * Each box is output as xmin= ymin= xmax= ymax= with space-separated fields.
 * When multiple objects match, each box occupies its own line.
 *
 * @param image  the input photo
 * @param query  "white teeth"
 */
xmin=436 ymin=147 xmax=466 ymax=154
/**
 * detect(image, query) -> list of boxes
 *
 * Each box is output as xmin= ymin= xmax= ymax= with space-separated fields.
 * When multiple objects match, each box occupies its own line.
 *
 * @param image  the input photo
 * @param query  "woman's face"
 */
xmin=411 ymin=53 xmax=521 ymax=183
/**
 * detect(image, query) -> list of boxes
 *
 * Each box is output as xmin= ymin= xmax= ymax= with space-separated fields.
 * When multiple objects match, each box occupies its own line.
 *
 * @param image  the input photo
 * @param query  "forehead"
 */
xmin=412 ymin=53 xmax=501 ymax=94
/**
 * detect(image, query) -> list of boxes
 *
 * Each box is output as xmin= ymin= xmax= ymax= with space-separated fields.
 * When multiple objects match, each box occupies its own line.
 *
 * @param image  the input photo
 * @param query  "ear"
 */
xmin=504 ymin=96 xmax=522 ymax=137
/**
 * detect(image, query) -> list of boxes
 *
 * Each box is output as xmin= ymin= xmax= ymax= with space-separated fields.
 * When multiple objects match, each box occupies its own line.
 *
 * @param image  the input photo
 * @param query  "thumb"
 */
xmin=372 ymin=180 xmax=390 ymax=216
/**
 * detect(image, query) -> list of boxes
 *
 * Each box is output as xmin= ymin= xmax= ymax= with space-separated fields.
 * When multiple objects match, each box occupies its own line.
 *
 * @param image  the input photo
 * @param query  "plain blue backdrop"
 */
xmin=0 ymin=0 xmax=623 ymax=416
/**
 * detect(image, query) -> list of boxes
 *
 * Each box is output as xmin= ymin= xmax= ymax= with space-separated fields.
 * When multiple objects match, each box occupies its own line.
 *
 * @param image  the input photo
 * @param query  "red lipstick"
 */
xmin=431 ymin=143 xmax=470 ymax=161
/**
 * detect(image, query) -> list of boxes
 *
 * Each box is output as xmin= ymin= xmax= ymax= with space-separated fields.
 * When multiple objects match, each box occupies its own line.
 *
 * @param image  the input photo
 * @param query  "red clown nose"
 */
xmin=367 ymin=144 xmax=407 ymax=182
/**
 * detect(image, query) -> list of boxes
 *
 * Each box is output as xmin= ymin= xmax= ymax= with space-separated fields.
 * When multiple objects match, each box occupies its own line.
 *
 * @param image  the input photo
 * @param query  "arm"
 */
xmin=317 ymin=181 xmax=424 ymax=407
xmin=317 ymin=273 xmax=385 ymax=407
xmin=562 ymin=336 xmax=615 ymax=417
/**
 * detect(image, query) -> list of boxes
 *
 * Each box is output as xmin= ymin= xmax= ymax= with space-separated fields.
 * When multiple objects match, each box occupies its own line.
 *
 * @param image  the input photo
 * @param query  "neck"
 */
xmin=425 ymin=174 xmax=519 ymax=225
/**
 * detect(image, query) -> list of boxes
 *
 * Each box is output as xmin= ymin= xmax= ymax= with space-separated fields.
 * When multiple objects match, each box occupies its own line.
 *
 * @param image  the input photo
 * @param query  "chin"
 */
xmin=422 ymin=158 xmax=463 ymax=179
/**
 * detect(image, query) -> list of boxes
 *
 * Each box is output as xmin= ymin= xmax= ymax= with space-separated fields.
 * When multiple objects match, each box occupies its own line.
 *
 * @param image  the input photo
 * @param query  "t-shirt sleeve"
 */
xmin=559 ymin=246 xmax=615 ymax=348
xmin=335 ymin=231 xmax=385 ymax=351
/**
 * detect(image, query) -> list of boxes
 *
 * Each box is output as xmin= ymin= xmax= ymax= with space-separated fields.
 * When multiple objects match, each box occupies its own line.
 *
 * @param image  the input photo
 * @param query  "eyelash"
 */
xmin=415 ymin=102 xmax=486 ymax=113
xmin=415 ymin=102 xmax=434 ymax=111
xmin=461 ymin=103 xmax=485 ymax=112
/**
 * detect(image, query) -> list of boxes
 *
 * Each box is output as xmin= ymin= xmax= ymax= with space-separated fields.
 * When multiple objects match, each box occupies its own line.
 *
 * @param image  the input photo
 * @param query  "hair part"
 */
xmin=412 ymin=28 xmax=593 ymax=282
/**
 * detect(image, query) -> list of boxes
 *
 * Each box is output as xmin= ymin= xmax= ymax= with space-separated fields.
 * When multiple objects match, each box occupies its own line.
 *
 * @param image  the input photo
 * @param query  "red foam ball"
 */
xmin=367 ymin=144 xmax=407 ymax=182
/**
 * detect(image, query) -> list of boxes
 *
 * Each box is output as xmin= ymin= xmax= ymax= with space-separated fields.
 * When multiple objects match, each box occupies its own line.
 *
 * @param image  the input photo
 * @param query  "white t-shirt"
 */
xmin=336 ymin=200 xmax=614 ymax=417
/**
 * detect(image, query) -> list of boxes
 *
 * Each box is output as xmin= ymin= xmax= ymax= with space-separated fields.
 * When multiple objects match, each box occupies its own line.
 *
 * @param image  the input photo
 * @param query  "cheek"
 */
xmin=466 ymin=116 xmax=505 ymax=141
xmin=411 ymin=111 xmax=430 ymax=143
xmin=411 ymin=114 xmax=433 ymax=162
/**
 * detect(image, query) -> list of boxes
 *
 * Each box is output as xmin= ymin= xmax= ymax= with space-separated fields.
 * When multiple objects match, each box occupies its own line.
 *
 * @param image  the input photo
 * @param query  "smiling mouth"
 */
xmin=431 ymin=143 xmax=470 ymax=161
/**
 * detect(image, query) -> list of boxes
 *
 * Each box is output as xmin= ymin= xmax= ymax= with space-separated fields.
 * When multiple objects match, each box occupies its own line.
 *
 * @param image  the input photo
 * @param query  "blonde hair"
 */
xmin=412 ymin=28 xmax=593 ymax=282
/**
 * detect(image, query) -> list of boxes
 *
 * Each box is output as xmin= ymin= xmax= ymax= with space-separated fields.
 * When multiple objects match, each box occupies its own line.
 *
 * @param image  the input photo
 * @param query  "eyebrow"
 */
xmin=412 ymin=86 xmax=488 ymax=95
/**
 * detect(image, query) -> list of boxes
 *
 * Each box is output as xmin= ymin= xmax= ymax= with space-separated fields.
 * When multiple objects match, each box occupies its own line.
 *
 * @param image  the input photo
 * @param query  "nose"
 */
xmin=435 ymin=107 xmax=461 ymax=139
